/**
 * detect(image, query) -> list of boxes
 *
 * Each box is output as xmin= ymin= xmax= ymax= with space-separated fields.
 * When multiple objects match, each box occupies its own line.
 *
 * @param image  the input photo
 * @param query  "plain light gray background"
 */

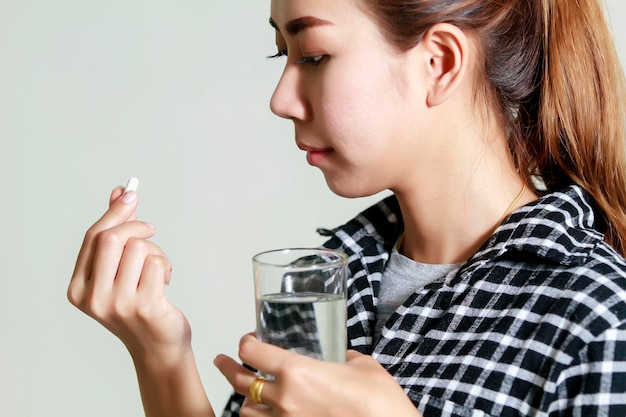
xmin=2 ymin=1 xmax=626 ymax=416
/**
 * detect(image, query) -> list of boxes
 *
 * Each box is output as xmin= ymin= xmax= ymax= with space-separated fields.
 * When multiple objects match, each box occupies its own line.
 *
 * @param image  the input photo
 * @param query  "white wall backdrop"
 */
xmin=2 ymin=1 xmax=626 ymax=416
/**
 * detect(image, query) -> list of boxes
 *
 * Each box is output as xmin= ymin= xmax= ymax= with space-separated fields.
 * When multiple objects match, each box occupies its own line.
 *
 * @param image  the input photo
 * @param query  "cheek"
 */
xmin=319 ymin=67 xmax=398 ymax=148
xmin=315 ymin=74 xmax=408 ymax=197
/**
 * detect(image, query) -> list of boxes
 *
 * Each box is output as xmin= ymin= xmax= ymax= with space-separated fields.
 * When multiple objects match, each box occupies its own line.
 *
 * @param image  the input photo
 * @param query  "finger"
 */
xmin=115 ymin=238 xmax=168 ymax=297
xmin=102 ymin=189 xmax=139 ymax=229
xmin=71 ymin=189 xmax=140 ymax=286
xmin=70 ymin=220 xmax=155 ymax=310
xmin=110 ymin=186 xmax=139 ymax=221
xmin=238 ymin=334 xmax=302 ymax=376
xmin=109 ymin=186 xmax=124 ymax=205
xmin=215 ymin=353 xmax=281 ymax=410
xmin=88 ymin=221 xmax=156 ymax=297
xmin=136 ymin=254 xmax=172 ymax=303
xmin=213 ymin=354 xmax=260 ymax=397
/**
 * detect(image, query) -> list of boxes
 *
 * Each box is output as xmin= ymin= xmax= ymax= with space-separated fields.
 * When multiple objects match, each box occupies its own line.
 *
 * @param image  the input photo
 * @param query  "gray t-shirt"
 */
xmin=374 ymin=245 xmax=460 ymax=341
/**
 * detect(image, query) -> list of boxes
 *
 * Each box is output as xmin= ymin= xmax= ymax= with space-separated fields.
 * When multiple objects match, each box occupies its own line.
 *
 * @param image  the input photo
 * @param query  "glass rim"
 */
xmin=252 ymin=247 xmax=348 ymax=269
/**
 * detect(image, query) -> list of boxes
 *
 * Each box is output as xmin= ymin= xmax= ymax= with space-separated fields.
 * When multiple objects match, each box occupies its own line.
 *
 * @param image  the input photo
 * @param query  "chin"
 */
xmin=324 ymin=176 xmax=383 ymax=199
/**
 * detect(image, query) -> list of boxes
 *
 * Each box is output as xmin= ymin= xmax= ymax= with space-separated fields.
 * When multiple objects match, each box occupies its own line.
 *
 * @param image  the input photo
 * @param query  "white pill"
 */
xmin=124 ymin=177 xmax=140 ymax=193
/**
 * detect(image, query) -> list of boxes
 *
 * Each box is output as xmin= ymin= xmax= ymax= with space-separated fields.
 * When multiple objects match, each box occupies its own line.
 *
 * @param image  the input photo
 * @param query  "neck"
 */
xmin=393 ymin=135 xmax=536 ymax=265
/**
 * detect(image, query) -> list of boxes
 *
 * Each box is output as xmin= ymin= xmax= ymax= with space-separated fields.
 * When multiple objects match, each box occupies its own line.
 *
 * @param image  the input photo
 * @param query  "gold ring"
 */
xmin=248 ymin=376 xmax=267 ymax=404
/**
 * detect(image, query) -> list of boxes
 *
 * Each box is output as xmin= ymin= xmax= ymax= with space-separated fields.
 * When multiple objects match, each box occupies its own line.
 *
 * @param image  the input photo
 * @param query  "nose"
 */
xmin=269 ymin=66 xmax=309 ymax=121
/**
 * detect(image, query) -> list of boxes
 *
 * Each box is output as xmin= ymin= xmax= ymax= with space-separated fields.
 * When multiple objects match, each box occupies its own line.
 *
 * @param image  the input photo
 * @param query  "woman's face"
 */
xmin=269 ymin=0 xmax=433 ymax=198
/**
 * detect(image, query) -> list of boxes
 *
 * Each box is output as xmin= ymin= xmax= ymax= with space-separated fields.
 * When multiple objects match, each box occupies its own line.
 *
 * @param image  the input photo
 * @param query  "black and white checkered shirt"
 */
xmin=222 ymin=185 xmax=626 ymax=416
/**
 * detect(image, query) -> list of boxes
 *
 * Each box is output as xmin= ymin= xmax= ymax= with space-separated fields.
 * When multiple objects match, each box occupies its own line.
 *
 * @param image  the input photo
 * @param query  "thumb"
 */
xmin=109 ymin=185 xmax=138 ymax=221
xmin=109 ymin=186 xmax=125 ymax=206
xmin=110 ymin=177 xmax=140 ymax=220
xmin=98 ymin=188 xmax=139 ymax=229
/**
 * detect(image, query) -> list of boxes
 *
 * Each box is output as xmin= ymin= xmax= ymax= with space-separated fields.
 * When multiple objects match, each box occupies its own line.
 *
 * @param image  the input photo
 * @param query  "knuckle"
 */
xmin=280 ymin=356 xmax=307 ymax=379
xmin=84 ymin=226 xmax=100 ymax=244
xmin=84 ymin=295 xmax=109 ymax=320
xmin=110 ymin=297 xmax=132 ymax=319
xmin=135 ymin=299 xmax=155 ymax=321
xmin=66 ymin=284 xmax=83 ymax=308
xmin=238 ymin=336 xmax=255 ymax=359
xmin=274 ymin=356 xmax=312 ymax=390
xmin=97 ymin=229 xmax=122 ymax=249
xmin=108 ymin=201 xmax=130 ymax=217
xmin=144 ymin=255 xmax=169 ymax=272
xmin=124 ymin=237 xmax=146 ymax=254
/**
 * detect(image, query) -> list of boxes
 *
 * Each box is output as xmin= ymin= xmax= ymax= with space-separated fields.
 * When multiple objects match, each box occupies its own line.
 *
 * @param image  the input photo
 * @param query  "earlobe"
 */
xmin=423 ymin=23 xmax=469 ymax=107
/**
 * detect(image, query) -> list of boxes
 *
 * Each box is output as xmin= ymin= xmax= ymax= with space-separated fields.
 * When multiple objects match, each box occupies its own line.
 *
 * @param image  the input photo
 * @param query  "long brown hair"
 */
xmin=360 ymin=0 xmax=626 ymax=256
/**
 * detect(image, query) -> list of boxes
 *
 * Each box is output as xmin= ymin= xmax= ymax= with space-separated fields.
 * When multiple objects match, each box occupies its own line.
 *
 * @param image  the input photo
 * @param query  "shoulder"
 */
xmin=468 ymin=184 xmax=626 ymax=337
xmin=562 ymin=241 xmax=626 ymax=335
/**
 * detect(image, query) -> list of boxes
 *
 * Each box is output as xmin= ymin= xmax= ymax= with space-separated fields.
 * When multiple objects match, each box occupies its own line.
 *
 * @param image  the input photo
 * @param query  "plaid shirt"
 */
xmin=222 ymin=185 xmax=626 ymax=416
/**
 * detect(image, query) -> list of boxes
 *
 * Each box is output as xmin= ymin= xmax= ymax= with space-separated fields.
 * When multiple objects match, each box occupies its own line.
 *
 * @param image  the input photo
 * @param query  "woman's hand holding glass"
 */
xmin=67 ymin=186 xmax=190 ymax=365
xmin=214 ymin=333 xmax=423 ymax=417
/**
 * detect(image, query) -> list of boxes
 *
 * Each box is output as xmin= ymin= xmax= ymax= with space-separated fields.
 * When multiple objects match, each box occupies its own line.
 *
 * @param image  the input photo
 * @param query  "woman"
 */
xmin=68 ymin=0 xmax=626 ymax=416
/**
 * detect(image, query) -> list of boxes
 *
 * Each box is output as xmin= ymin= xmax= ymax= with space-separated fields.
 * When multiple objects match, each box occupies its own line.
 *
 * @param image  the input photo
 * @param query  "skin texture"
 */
xmin=67 ymin=0 xmax=538 ymax=416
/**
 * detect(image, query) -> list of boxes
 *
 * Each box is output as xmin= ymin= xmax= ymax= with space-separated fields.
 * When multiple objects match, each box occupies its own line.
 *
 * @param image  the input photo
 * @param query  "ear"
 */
xmin=421 ymin=23 xmax=470 ymax=107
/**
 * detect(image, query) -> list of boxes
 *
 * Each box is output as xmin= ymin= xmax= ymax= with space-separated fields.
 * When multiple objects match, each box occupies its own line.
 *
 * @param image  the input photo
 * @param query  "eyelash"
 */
xmin=267 ymin=51 xmax=327 ymax=67
xmin=267 ymin=51 xmax=287 ymax=60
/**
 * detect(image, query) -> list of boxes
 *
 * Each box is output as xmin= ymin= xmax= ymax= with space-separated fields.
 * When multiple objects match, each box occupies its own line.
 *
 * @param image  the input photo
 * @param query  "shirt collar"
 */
xmin=478 ymin=184 xmax=604 ymax=267
xmin=331 ymin=184 xmax=604 ymax=268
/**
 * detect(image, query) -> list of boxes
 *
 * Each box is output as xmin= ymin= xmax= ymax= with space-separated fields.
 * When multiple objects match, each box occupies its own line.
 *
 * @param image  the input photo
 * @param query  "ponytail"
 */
xmin=532 ymin=0 xmax=626 ymax=255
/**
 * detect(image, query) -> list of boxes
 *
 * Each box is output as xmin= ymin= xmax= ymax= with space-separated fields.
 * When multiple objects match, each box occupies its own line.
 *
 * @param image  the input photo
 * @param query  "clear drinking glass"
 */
xmin=253 ymin=248 xmax=348 ymax=364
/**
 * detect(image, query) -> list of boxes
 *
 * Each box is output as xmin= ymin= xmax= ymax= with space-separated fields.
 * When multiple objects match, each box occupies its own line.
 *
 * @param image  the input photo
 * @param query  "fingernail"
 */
xmin=122 ymin=190 xmax=137 ymax=204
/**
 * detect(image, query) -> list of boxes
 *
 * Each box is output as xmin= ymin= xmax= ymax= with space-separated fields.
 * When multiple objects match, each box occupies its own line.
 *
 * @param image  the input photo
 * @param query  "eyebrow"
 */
xmin=269 ymin=16 xmax=333 ymax=36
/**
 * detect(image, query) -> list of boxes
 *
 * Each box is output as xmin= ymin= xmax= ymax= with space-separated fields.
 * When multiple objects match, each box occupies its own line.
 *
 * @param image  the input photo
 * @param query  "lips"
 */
xmin=297 ymin=143 xmax=333 ymax=166
xmin=297 ymin=142 xmax=329 ymax=152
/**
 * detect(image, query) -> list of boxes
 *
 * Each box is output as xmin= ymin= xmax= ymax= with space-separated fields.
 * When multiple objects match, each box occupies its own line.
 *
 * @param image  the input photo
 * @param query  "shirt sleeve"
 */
xmin=552 ymin=322 xmax=626 ymax=415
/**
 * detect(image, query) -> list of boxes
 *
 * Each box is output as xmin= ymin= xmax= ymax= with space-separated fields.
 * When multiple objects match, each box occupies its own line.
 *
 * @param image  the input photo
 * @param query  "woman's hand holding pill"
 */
xmin=67 ymin=178 xmax=192 ymax=366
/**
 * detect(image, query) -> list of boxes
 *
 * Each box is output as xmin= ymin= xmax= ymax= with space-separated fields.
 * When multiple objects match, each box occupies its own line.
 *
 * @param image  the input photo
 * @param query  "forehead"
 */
xmin=270 ymin=0 xmax=365 ymax=30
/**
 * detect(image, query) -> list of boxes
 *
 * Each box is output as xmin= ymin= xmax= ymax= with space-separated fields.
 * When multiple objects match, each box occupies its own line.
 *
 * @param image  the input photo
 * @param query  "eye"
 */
xmin=296 ymin=55 xmax=327 ymax=67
